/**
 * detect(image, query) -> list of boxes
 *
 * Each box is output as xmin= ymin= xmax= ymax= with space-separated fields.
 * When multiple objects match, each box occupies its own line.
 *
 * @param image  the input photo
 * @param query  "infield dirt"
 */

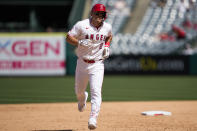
xmin=0 ymin=101 xmax=197 ymax=131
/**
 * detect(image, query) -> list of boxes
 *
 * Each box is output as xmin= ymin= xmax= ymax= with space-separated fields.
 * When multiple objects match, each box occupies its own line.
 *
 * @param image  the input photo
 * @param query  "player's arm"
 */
xmin=103 ymin=34 xmax=113 ymax=59
xmin=105 ymin=34 xmax=113 ymax=47
xmin=66 ymin=21 xmax=82 ymax=47
xmin=66 ymin=34 xmax=92 ymax=47
xmin=66 ymin=34 xmax=79 ymax=46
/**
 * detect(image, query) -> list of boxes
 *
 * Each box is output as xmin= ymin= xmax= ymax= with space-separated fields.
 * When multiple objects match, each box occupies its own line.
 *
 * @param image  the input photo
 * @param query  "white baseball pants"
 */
xmin=75 ymin=58 xmax=104 ymax=119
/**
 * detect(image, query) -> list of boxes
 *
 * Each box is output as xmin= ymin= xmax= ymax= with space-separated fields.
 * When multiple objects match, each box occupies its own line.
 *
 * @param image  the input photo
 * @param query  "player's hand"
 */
xmin=78 ymin=39 xmax=92 ymax=47
xmin=102 ymin=47 xmax=110 ymax=59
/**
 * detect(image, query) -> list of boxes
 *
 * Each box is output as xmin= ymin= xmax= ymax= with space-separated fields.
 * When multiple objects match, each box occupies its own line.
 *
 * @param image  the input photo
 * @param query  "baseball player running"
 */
xmin=66 ymin=3 xmax=112 ymax=130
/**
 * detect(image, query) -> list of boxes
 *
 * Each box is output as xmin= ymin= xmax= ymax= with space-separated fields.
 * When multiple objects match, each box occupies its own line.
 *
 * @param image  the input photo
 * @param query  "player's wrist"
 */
xmin=104 ymin=42 xmax=110 ymax=47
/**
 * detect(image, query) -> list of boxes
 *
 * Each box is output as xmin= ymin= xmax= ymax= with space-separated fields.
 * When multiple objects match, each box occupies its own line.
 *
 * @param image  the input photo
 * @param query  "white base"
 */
xmin=141 ymin=111 xmax=172 ymax=116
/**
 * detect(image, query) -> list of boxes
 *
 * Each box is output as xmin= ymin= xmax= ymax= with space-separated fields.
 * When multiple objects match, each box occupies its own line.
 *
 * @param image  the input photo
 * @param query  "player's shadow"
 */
xmin=32 ymin=130 xmax=72 ymax=131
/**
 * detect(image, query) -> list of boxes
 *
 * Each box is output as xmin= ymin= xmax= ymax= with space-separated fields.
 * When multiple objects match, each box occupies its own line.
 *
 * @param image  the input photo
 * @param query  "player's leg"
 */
xmin=88 ymin=66 xmax=104 ymax=129
xmin=75 ymin=61 xmax=89 ymax=112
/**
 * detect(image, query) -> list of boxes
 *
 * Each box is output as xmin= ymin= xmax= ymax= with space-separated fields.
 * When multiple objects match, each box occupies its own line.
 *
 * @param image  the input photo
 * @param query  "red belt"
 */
xmin=83 ymin=59 xmax=103 ymax=64
xmin=83 ymin=59 xmax=95 ymax=63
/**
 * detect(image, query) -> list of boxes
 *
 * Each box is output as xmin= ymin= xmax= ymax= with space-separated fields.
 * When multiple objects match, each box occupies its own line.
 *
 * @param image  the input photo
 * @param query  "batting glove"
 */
xmin=103 ymin=47 xmax=110 ymax=59
xmin=78 ymin=39 xmax=92 ymax=47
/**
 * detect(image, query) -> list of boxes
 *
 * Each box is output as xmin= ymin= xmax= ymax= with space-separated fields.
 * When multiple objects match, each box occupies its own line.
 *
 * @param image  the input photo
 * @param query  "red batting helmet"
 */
xmin=91 ymin=4 xmax=107 ymax=20
xmin=92 ymin=4 xmax=106 ymax=12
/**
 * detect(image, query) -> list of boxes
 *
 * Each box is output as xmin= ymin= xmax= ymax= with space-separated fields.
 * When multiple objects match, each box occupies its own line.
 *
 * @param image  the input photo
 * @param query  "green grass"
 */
xmin=0 ymin=75 xmax=197 ymax=104
xmin=102 ymin=75 xmax=197 ymax=101
xmin=0 ymin=77 xmax=75 ymax=104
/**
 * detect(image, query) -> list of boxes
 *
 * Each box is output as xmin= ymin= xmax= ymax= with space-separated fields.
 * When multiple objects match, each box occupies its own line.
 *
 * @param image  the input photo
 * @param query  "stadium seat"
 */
xmin=92 ymin=0 xmax=197 ymax=55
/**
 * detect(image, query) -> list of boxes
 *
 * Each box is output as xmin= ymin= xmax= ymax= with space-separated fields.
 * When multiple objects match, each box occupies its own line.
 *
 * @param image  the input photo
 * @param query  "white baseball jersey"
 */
xmin=68 ymin=19 xmax=112 ymax=60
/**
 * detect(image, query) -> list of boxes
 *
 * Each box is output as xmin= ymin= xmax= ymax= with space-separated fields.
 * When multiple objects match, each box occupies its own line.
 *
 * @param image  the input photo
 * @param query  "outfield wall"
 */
xmin=0 ymin=33 xmax=196 ymax=76
xmin=104 ymin=54 xmax=197 ymax=75
xmin=65 ymin=41 xmax=197 ymax=75
xmin=0 ymin=33 xmax=66 ymax=76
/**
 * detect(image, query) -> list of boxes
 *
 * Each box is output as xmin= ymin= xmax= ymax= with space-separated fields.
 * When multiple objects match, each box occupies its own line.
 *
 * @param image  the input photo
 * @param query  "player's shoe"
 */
xmin=88 ymin=117 xmax=97 ymax=130
xmin=78 ymin=91 xmax=88 ymax=112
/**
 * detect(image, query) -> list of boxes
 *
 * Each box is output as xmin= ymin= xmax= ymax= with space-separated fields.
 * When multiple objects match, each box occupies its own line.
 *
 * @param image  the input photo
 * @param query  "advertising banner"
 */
xmin=0 ymin=33 xmax=66 ymax=76
xmin=104 ymin=55 xmax=189 ymax=75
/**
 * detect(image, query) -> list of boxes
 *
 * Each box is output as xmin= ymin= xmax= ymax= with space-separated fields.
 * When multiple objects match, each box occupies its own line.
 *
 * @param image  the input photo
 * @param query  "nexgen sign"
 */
xmin=11 ymin=40 xmax=60 ymax=56
xmin=0 ymin=39 xmax=60 ymax=57
xmin=0 ymin=33 xmax=66 ymax=76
